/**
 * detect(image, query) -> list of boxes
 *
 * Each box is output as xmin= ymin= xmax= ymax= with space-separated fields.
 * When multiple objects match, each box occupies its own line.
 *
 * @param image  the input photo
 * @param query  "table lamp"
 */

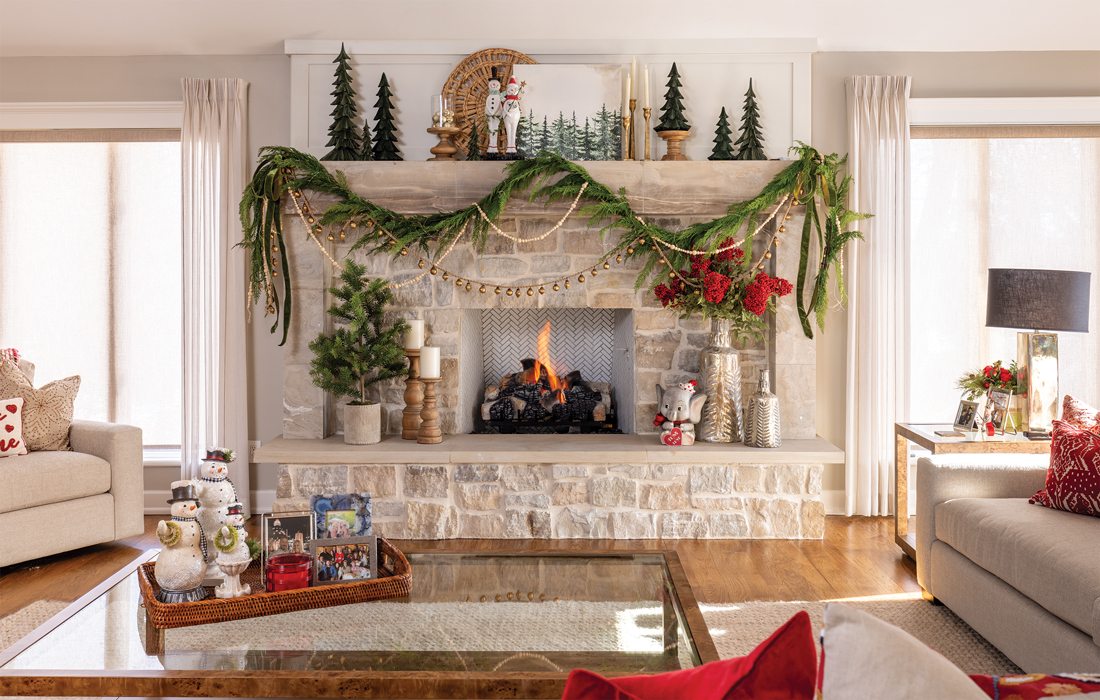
xmin=986 ymin=268 xmax=1091 ymax=433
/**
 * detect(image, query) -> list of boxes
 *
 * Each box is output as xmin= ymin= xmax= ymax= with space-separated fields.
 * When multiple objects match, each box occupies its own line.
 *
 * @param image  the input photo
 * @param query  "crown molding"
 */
xmin=0 ymin=101 xmax=183 ymax=130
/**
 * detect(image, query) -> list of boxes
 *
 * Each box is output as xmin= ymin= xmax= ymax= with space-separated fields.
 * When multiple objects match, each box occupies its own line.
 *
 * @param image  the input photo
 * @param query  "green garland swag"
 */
xmin=240 ymin=144 xmax=868 ymax=345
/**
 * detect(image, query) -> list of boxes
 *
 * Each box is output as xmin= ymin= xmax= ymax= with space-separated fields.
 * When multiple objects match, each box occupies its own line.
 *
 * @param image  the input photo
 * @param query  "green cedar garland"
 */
xmin=240 ymin=145 xmax=868 ymax=345
xmin=734 ymin=79 xmax=767 ymax=161
xmin=708 ymin=107 xmax=735 ymax=161
xmin=371 ymin=73 xmax=402 ymax=161
xmin=655 ymin=63 xmax=690 ymax=132
xmin=321 ymin=44 xmax=361 ymax=161
xmin=308 ymin=259 xmax=408 ymax=404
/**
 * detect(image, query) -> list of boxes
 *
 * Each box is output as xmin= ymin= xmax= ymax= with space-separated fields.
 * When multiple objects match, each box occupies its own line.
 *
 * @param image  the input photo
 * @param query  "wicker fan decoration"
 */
xmin=442 ymin=48 xmax=536 ymax=158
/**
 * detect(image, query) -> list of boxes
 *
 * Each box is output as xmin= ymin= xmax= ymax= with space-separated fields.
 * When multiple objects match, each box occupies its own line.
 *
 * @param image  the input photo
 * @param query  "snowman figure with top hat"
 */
xmin=193 ymin=448 xmax=239 ymax=564
xmin=154 ymin=481 xmax=209 ymax=602
xmin=484 ymin=67 xmax=504 ymax=156
xmin=502 ymin=75 xmax=527 ymax=158
xmin=213 ymin=501 xmax=252 ymax=598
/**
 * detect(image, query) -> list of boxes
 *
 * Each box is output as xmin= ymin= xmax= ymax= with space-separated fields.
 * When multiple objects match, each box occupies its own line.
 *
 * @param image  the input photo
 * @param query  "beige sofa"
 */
xmin=0 ymin=420 xmax=144 ymax=568
xmin=916 ymin=454 xmax=1100 ymax=671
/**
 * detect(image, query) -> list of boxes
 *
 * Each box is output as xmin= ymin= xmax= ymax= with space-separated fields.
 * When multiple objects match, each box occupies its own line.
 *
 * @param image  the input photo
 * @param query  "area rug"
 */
xmin=0 ymin=599 xmax=68 ymax=653
xmin=701 ymin=593 xmax=1022 ymax=674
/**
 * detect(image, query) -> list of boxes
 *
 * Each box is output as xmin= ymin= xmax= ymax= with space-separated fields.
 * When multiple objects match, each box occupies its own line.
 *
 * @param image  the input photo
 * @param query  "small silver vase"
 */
xmin=745 ymin=369 xmax=781 ymax=448
xmin=699 ymin=318 xmax=743 ymax=443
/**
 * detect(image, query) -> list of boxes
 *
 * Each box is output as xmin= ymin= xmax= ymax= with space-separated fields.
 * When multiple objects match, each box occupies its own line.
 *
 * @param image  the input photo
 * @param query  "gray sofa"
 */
xmin=916 ymin=454 xmax=1100 ymax=671
xmin=0 ymin=420 xmax=144 ymax=567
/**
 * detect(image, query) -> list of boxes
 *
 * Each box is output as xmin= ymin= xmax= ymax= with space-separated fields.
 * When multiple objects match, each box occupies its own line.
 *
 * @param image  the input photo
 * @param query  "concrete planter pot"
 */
xmin=343 ymin=402 xmax=381 ymax=445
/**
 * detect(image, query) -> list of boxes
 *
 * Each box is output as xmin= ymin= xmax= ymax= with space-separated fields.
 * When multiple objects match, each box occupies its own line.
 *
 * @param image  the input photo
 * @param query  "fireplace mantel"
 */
xmin=256 ymin=434 xmax=843 ymax=465
xmin=301 ymin=160 xmax=794 ymax=216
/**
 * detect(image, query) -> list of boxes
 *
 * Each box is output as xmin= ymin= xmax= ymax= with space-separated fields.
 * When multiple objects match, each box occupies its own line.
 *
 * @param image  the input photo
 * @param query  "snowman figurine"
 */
xmin=213 ymin=501 xmax=252 ymax=599
xmin=484 ymin=67 xmax=504 ymax=155
xmin=154 ymin=482 xmax=209 ymax=602
xmin=502 ymin=75 xmax=526 ymax=157
xmin=193 ymin=448 xmax=238 ymax=564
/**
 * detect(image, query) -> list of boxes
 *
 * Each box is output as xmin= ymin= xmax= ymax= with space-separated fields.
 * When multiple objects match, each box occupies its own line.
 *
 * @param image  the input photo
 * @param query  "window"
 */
xmin=0 ymin=130 xmax=182 ymax=447
xmin=909 ymin=127 xmax=1100 ymax=422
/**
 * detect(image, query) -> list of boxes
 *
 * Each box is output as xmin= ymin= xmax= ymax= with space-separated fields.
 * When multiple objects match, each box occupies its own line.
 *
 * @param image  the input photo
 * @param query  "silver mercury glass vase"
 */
xmin=745 ymin=369 xmax=781 ymax=448
xmin=699 ymin=318 xmax=743 ymax=443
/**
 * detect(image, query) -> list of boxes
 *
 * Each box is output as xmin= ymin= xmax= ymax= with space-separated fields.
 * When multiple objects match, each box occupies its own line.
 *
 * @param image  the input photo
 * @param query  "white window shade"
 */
xmin=909 ymin=136 xmax=1100 ymax=422
xmin=0 ymin=138 xmax=182 ymax=446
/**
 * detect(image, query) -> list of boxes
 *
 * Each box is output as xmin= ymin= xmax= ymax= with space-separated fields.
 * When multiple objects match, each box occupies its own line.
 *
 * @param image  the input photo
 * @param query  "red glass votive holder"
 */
xmin=265 ymin=553 xmax=311 ymax=591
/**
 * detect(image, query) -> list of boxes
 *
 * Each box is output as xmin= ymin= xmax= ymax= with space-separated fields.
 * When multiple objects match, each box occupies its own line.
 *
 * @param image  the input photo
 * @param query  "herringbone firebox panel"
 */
xmin=481 ymin=308 xmax=616 ymax=386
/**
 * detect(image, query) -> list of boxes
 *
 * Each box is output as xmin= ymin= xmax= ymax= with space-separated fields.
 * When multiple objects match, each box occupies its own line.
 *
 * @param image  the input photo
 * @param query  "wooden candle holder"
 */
xmin=402 ymin=349 xmax=423 ymax=440
xmin=417 ymin=378 xmax=442 ymax=445
xmin=427 ymin=126 xmax=462 ymax=161
xmin=657 ymin=129 xmax=690 ymax=161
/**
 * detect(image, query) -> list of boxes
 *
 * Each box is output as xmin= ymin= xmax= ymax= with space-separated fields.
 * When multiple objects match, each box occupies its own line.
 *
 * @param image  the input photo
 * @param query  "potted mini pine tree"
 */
xmin=309 ymin=260 xmax=408 ymax=444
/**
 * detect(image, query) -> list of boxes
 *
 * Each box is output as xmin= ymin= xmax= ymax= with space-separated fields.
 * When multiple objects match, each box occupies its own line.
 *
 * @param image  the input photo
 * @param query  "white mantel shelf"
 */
xmin=256 ymin=434 xmax=844 ymax=466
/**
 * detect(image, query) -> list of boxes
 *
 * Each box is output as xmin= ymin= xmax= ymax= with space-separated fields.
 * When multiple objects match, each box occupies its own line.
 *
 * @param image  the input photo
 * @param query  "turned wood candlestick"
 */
xmin=657 ymin=129 xmax=690 ymax=161
xmin=427 ymin=126 xmax=462 ymax=161
xmin=417 ymin=378 xmax=442 ymax=445
xmin=402 ymin=349 xmax=423 ymax=440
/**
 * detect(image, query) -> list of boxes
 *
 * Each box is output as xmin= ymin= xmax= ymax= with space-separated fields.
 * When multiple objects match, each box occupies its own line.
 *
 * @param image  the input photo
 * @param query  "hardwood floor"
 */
xmin=0 ymin=515 xmax=916 ymax=621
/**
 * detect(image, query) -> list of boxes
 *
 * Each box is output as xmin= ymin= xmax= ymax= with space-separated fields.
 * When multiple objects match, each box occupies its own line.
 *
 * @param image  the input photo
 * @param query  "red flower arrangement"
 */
xmin=651 ymin=236 xmax=792 ymax=337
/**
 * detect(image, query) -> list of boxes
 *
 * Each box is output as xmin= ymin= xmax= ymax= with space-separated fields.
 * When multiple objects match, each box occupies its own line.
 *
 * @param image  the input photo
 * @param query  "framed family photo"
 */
xmin=311 ymin=538 xmax=377 ymax=585
xmin=987 ymin=389 xmax=1014 ymax=434
xmin=260 ymin=512 xmax=313 ymax=559
xmin=953 ymin=399 xmax=980 ymax=431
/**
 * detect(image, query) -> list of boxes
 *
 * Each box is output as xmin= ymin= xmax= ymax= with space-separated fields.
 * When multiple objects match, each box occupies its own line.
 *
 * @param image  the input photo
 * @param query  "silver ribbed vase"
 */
xmin=699 ymin=318 xmax=743 ymax=443
xmin=745 ymin=369 xmax=781 ymax=448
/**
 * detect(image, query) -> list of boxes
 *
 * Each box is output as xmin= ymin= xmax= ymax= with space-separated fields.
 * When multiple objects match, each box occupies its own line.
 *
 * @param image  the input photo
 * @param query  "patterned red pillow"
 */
xmin=971 ymin=673 xmax=1100 ymax=698
xmin=1029 ymin=420 xmax=1100 ymax=517
xmin=0 ymin=397 xmax=28 ymax=458
xmin=1062 ymin=394 xmax=1100 ymax=431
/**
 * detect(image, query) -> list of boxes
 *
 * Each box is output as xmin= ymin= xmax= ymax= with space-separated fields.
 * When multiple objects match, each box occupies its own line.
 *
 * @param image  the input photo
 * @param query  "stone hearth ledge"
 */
xmin=255 ymin=434 xmax=844 ymax=465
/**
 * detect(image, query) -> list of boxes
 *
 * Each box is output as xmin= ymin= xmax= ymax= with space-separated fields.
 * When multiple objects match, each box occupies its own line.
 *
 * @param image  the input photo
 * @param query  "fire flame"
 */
xmin=536 ymin=321 xmax=567 ymax=404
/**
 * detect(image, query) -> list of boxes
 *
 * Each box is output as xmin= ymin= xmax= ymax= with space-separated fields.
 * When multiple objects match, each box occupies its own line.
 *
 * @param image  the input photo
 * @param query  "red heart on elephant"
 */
xmin=4 ymin=424 xmax=13 ymax=433
xmin=662 ymin=428 xmax=683 ymax=446
xmin=5 ymin=404 xmax=16 ymax=414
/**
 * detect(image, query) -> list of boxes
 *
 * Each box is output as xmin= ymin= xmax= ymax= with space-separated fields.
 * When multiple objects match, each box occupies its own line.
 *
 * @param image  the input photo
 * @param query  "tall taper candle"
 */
xmin=643 ymin=66 xmax=650 ymax=108
xmin=420 ymin=345 xmax=441 ymax=379
xmin=403 ymin=319 xmax=424 ymax=350
xmin=631 ymin=57 xmax=637 ymax=98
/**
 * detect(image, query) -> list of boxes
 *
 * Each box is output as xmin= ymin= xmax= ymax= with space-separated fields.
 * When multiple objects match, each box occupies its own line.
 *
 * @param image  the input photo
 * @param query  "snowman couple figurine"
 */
xmin=485 ymin=68 xmax=526 ymax=158
xmin=154 ymin=448 xmax=251 ymax=601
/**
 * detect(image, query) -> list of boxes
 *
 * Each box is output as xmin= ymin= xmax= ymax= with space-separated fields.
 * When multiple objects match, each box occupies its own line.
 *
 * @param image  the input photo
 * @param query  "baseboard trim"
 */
xmin=823 ymin=489 xmax=844 ymax=515
xmin=144 ymin=489 xmax=278 ymax=516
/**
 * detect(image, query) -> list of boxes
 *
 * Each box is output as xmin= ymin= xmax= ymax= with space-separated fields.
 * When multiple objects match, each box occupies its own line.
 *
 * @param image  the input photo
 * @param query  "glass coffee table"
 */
xmin=0 ymin=546 xmax=717 ymax=698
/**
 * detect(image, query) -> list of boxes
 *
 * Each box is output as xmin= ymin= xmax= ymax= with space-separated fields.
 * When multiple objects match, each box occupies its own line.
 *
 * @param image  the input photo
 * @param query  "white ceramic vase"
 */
xmin=344 ymin=402 xmax=381 ymax=445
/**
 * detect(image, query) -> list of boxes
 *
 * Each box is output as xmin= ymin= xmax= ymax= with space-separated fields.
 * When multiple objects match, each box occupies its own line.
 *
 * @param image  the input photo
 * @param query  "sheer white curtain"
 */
xmin=181 ymin=78 xmax=250 ymax=510
xmin=910 ymin=135 xmax=1100 ymax=422
xmin=844 ymin=76 xmax=912 ymax=516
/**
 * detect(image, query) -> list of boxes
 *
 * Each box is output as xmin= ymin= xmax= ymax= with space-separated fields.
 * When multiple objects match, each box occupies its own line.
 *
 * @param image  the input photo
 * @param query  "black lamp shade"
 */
xmin=986 ymin=268 xmax=1091 ymax=332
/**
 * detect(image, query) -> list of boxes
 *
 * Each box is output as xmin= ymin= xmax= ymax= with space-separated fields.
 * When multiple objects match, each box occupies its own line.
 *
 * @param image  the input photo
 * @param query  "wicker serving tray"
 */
xmin=138 ymin=538 xmax=411 ymax=629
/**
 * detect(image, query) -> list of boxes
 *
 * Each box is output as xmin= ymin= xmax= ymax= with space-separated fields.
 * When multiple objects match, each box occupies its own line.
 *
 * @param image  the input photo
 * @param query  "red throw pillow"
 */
xmin=1062 ymin=394 xmax=1100 ymax=431
xmin=1029 ymin=420 xmax=1100 ymax=517
xmin=560 ymin=611 xmax=816 ymax=700
xmin=971 ymin=673 xmax=1100 ymax=698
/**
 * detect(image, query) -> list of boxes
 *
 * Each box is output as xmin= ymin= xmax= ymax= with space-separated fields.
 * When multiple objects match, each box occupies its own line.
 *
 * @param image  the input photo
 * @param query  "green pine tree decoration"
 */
xmin=708 ymin=107 xmax=735 ymax=160
xmin=321 ymin=44 xmax=361 ymax=161
xmin=734 ymin=79 xmax=767 ymax=161
xmin=358 ymin=114 xmax=373 ymax=161
xmin=308 ymin=260 xmax=408 ymax=405
xmin=655 ymin=62 xmax=690 ymax=132
xmin=465 ymin=117 xmax=482 ymax=161
xmin=371 ymin=72 xmax=402 ymax=161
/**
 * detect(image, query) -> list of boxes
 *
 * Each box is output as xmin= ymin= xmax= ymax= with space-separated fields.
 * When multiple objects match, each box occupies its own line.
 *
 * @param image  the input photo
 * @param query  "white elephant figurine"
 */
xmin=655 ymin=380 xmax=708 ymax=446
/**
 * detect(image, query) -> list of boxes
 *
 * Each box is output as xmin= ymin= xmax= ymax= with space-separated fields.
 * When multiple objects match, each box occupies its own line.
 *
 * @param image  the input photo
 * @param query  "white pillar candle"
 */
xmin=643 ymin=66 xmax=650 ymax=108
xmin=403 ymin=319 xmax=424 ymax=350
xmin=420 ymin=346 xmax=441 ymax=379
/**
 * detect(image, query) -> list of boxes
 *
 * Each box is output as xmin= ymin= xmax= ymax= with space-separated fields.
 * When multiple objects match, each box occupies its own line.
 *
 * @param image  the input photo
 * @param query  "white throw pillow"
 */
xmin=0 ymin=397 xmax=28 ymax=458
xmin=821 ymin=603 xmax=987 ymax=700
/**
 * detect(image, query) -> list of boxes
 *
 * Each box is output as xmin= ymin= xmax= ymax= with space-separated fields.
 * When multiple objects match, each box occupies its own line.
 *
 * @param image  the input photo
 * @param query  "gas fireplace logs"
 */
xmin=478 ymin=358 xmax=614 ymax=433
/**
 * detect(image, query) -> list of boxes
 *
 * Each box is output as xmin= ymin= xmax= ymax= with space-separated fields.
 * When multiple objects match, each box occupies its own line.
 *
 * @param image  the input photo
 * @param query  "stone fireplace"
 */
xmin=260 ymin=160 xmax=840 ymax=539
